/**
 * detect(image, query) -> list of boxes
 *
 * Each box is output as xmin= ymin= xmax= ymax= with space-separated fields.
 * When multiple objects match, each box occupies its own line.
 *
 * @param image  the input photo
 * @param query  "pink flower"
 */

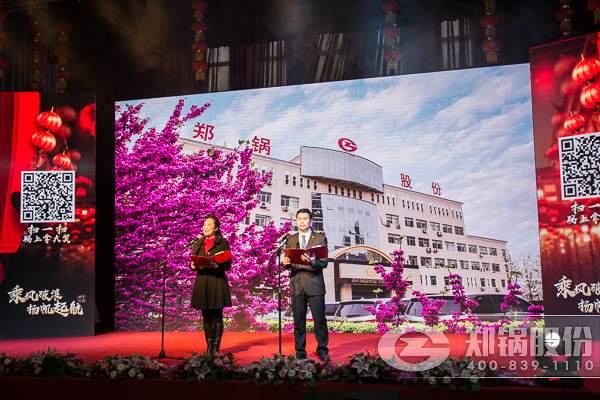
xmin=279 ymin=369 xmax=287 ymax=378
xmin=213 ymin=358 xmax=223 ymax=367
xmin=34 ymin=365 xmax=42 ymax=374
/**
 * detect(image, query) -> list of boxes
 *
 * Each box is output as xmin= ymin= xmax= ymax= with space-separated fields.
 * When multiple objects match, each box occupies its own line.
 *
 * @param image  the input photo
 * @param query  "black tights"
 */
xmin=201 ymin=308 xmax=223 ymax=325
xmin=201 ymin=308 xmax=224 ymax=354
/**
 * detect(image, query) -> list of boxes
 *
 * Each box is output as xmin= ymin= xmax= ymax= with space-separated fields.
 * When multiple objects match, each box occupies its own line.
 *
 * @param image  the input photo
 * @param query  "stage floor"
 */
xmin=0 ymin=331 xmax=385 ymax=364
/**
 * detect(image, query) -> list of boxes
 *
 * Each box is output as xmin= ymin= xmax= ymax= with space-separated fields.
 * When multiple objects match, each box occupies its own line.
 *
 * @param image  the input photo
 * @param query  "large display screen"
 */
xmin=0 ymin=92 xmax=96 ymax=339
xmin=115 ymin=63 xmax=539 ymax=334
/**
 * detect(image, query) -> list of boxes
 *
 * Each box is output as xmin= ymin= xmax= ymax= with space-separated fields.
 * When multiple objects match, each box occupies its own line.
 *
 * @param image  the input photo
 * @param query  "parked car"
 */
xmin=281 ymin=301 xmax=341 ymax=322
xmin=333 ymin=298 xmax=409 ymax=323
xmin=403 ymin=293 xmax=536 ymax=323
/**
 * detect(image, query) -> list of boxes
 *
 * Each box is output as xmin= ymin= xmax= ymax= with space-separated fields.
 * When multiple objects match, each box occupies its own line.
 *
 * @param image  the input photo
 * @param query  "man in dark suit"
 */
xmin=282 ymin=208 xmax=330 ymax=361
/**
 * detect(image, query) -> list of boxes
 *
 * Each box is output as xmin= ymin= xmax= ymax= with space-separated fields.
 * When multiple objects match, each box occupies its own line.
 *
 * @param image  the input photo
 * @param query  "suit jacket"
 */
xmin=190 ymin=235 xmax=232 ymax=310
xmin=284 ymin=231 xmax=328 ymax=297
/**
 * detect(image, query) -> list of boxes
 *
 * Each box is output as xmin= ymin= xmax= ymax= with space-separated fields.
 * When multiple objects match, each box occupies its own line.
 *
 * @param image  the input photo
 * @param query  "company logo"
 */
xmin=378 ymin=331 xmax=450 ymax=371
xmin=366 ymin=267 xmax=376 ymax=277
xmin=338 ymin=138 xmax=357 ymax=152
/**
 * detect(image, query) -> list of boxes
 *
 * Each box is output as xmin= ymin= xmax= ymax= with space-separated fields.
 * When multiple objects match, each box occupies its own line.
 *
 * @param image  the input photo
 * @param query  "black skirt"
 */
xmin=190 ymin=268 xmax=232 ymax=310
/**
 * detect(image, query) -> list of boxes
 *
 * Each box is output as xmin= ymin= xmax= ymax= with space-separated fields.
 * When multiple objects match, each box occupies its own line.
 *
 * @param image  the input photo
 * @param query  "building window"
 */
xmin=444 ymin=276 xmax=450 ymax=286
xmin=502 ymin=249 xmax=507 ymax=258
xmin=386 ymin=214 xmax=399 ymax=225
xmin=392 ymin=197 xmax=395 ymax=206
xmin=454 ymin=226 xmax=464 ymax=235
xmin=388 ymin=234 xmax=402 ymax=244
xmin=342 ymin=235 xmax=351 ymax=246
xmin=418 ymin=238 xmax=430 ymax=247
xmin=492 ymin=263 xmax=500 ymax=272
xmin=432 ymin=240 xmax=443 ymax=250
xmin=480 ymin=278 xmax=486 ymax=287
xmin=471 ymin=262 xmax=480 ymax=270
xmin=430 ymin=276 xmax=438 ymax=286
xmin=505 ymin=264 xmax=509 ymax=272
xmin=328 ymin=184 xmax=332 ymax=193
xmin=460 ymin=260 xmax=469 ymax=269
xmin=244 ymin=216 xmax=251 ymax=225
xmin=479 ymin=246 xmax=488 ymax=255
xmin=285 ymin=172 xmax=290 ymax=185
xmin=430 ymin=222 xmax=440 ymax=231
xmin=406 ymin=236 xmax=416 ymax=246
xmin=482 ymin=263 xmax=490 ymax=272
xmin=421 ymin=257 xmax=432 ymax=267
xmin=402 ymin=199 xmax=405 ymax=208
xmin=457 ymin=243 xmax=466 ymax=252
xmin=372 ymin=193 xmax=375 ymax=202
xmin=434 ymin=258 xmax=444 ymax=268
xmin=353 ymin=190 xmax=357 ymax=198
xmin=307 ymin=179 xmax=311 ymax=189
xmin=491 ymin=279 xmax=497 ymax=288
xmin=416 ymin=219 xmax=427 ymax=229
xmin=335 ymin=185 xmax=338 ymax=195
xmin=405 ymin=217 xmax=414 ymax=227
xmin=359 ymin=191 xmax=362 ymax=200
xmin=300 ymin=177 xmax=303 ymax=188
xmin=408 ymin=255 xmax=418 ymax=265
xmin=501 ymin=279 xmax=506 ymax=288
xmin=341 ymin=187 xmax=344 ymax=196
xmin=255 ymin=214 xmax=269 ymax=227
xmin=468 ymin=245 xmax=478 ymax=254
xmin=377 ymin=194 xmax=380 ymax=203
xmin=257 ymin=191 xmax=271 ymax=204
xmin=446 ymin=242 xmax=455 ymax=251
xmin=447 ymin=259 xmax=457 ymax=268
xmin=489 ymin=248 xmax=497 ymax=256
xmin=281 ymin=195 xmax=299 ymax=208
xmin=314 ymin=181 xmax=317 ymax=190
xmin=442 ymin=224 xmax=452 ymax=233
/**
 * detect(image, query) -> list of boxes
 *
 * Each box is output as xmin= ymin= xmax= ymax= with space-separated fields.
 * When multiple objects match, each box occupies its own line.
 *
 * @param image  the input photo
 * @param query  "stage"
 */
xmin=2 ymin=331 xmax=599 ymax=399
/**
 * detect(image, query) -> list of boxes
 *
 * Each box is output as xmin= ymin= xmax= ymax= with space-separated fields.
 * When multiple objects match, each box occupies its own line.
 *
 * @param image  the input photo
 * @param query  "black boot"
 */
xmin=212 ymin=318 xmax=224 ymax=356
xmin=203 ymin=319 xmax=214 ymax=355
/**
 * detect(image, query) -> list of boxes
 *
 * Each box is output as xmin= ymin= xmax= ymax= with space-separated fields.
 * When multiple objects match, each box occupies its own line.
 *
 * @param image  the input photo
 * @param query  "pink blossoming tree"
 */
xmin=115 ymin=100 xmax=291 ymax=332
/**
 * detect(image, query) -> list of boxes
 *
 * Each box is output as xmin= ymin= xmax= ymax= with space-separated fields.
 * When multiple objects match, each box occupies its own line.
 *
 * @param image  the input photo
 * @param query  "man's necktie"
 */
xmin=301 ymin=234 xmax=306 ymax=249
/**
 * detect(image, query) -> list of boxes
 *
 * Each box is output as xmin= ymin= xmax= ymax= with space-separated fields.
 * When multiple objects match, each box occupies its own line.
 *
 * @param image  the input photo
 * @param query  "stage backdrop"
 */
xmin=115 ymin=63 xmax=538 ymax=333
xmin=0 ymin=92 xmax=96 ymax=339
xmin=530 ymin=34 xmax=600 ymax=317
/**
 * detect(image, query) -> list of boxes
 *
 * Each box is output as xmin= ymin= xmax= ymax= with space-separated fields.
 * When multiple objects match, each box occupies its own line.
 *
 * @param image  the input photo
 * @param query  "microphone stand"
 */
xmin=137 ymin=237 xmax=200 ymax=360
xmin=274 ymin=234 xmax=289 ymax=355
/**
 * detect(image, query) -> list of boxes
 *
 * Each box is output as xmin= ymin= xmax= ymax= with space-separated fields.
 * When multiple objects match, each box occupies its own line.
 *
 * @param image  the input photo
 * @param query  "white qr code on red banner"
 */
xmin=559 ymin=132 xmax=600 ymax=200
xmin=20 ymin=171 xmax=75 ymax=223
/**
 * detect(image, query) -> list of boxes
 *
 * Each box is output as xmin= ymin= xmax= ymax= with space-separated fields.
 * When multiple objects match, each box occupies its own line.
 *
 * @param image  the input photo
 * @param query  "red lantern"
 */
xmin=546 ymin=144 xmax=559 ymax=161
xmin=28 ymin=82 xmax=45 ymax=92
xmin=30 ymin=22 xmax=45 ymax=34
xmin=31 ymin=131 xmax=56 ymax=152
xmin=0 ymin=56 xmax=7 ymax=69
xmin=192 ymin=60 xmax=208 ymax=71
xmin=191 ymin=20 xmax=207 ymax=32
xmin=0 ymin=9 xmax=7 ymax=20
xmin=57 ymin=106 xmax=77 ymax=121
xmin=383 ymin=47 xmax=401 ymax=70
xmin=480 ymin=14 xmax=500 ymax=27
xmin=68 ymin=149 xmax=81 ymax=162
xmin=581 ymin=83 xmax=600 ymax=108
xmin=572 ymin=58 xmax=600 ymax=85
xmin=382 ymin=1 xmax=400 ymax=13
xmin=0 ymin=31 xmax=6 ymax=43
xmin=37 ymin=110 xmax=62 ymax=131
xmin=53 ymin=153 xmax=71 ymax=170
xmin=191 ymin=0 xmax=207 ymax=11
xmin=563 ymin=114 xmax=585 ymax=132
xmin=383 ymin=25 xmax=401 ymax=38
xmin=79 ymin=104 xmax=96 ymax=136
xmin=29 ymin=42 xmax=45 ymax=52
xmin=482 ymin=39 xmax=501 ymax=63
xmin=192 ymin=41 xmax=208 ymax=52
xmin=75 ymin=175 xmax=93 ymax=189
xmin=556 ymin=7 xmax=576 ymax=22
xmin=54 ymin=45 xmax=71 ymax=58
xmin=589 ymin=1 xmax=600 ymax=24
xmin=55 ymin=21 xmax=71 ymax=34
xmin=29 ymin=61 xmax=45 ymax=71
xmin=55 ymin=69 xmax=71 ymax=80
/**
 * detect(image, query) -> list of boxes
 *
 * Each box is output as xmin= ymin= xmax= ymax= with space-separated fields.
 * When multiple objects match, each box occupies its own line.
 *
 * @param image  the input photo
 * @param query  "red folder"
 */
xmin=190 ymin=250 xmax=233 ymax=268
xmin=284 ymin=245 xmax=328 ymax=265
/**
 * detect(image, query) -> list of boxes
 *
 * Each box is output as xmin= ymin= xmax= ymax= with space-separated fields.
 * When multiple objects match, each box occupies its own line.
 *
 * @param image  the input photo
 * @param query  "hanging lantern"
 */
xmin=480 ymin=14 xmax=500 ymax=37
xmin=382 ymin=1 xmax=400 ymax=24
xmin=191 ymin=20 xmax=207 ymax=41
xmin=383 ymin=47 xmax=401 ymax=70
xmin=589 ymin=1 xmax=600 ymax=24
xmin=54 ymin=45 xmax=71 ymax=68
xmin=0 ymin=6 xmax=6 ymax=78
xmin=556 ymin=5 xmax=576 ymax=33
xmin=57 ymin=106 xmax=76 ymax=121
xmin=580 ymin=83 xmax=600 ymax=108
xmin=563 ymin=114 xmax=586 ymax=132
xmin=546 ymin=144 xmax=559 ymax=162
xmin=571 ymin=57 xmax=600 ymax=85
xmin=79 ymin=104 xmax=96 ymax=136
xmin=382 ymin=25 xmax=400 ymax=47
xmin=192 ymin=59 xmax=208 ymax=81
xmin=55 ymin=21 xmax=71 ymax=43
xmin=482 ymin=39 xmax=501 ymax=63
xmin=31 ymin=131 xmax=56 ymax=152
xmin=30 ymin=21 xmax=45 ymax=91
xmin=0 ymin=55 xmax=6 ymax=79
xmin=37 ymin=110 xmax=62 ymax=132
xmin=191 ymin=0 xmax=207 ymax=19
xmin=53 ymin=153 xmax=71 ymax=170
xmin=55 ymin=69 xmax=71 ymax=90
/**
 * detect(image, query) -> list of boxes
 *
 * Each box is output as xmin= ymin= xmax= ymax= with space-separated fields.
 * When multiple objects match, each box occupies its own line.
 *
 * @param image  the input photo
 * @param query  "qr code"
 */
xmin=559 ymin=132 xmax=600 ymax=200
xmin=20 ymin=171 xmax=75 ymax=223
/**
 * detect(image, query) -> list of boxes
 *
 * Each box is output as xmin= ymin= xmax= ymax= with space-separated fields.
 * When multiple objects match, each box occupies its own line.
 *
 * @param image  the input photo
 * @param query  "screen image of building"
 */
xmin=181 ymin=139 xmax=512 ymax=302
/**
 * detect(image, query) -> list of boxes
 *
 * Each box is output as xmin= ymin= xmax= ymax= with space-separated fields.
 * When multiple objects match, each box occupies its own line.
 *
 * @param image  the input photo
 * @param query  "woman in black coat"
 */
xmin=190 ymin=215 xmax=232 ymax=355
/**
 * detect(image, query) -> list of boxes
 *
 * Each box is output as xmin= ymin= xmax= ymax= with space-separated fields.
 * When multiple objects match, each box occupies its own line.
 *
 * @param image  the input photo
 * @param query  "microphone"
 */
xmin=184 ymin=235 xmax=202 ymax=248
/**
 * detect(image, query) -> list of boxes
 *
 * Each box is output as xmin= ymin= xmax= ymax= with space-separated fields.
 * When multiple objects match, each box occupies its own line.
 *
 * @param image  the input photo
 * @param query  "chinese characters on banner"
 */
xmin=252 ymin=136 xmax=271 ymax=155
xmin=432 ymin=182 xmax=441 ymax=196
xmin=193 ymin=123 xmax=214 ymax=141
xmin=555 ymin=276 xmax=600 ymax=313
xmin=566 ymin=201 xmax=600 ymax=225
xmin=400 ymin=174 xmax=412 ymax=189
xmin=22 ymin=224 xmax=71 ymax=244
xmin=7 ymin=285 xmax=84 ymax=317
